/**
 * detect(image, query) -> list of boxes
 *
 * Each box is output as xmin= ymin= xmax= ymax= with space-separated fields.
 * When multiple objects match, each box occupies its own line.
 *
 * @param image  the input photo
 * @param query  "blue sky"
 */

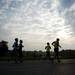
xmin=0 ymin=0 xmax=75 ymax=51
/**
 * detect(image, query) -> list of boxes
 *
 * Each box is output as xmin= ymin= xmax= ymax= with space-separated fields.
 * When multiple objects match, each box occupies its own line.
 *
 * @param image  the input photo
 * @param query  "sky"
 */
xmin=0 ymin=0 xmax=75 ymax=51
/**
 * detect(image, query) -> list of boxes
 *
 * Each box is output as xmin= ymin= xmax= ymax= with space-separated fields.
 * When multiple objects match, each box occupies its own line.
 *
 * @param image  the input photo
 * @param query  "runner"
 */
xmin=45 ymin=42 xmax=51 ymax=60
xmin=18 ymin=40 xmax=24 ymax=63
xmin=52 ymin=38 xmax=61 ymax=63
xmin=12 ymin=38 xmax=19 ymax=63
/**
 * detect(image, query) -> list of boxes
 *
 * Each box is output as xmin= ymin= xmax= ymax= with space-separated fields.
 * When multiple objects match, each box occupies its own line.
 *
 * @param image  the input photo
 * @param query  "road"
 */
xmin=0 ymin=59 xmax=75 ymax=75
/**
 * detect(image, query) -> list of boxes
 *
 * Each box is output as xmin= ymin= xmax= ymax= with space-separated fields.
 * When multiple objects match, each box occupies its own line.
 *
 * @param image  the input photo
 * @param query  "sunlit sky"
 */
xmin=0 ymin=0 xmax=75 ymax=51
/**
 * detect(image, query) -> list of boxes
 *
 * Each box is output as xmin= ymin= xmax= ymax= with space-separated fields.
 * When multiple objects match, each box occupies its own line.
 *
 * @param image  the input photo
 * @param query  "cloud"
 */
xmin=60 ymin=0 xmax=75 ymax=9
xmin=59 ymin=2 xmax=75 ymax=36
xmin=0 ymin=0 xmax=75 ymax=50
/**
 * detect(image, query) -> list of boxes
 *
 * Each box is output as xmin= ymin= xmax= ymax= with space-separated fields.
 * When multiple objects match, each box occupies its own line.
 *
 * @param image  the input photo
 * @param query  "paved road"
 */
xmin=0 ymin=60 xmax=75 ymax=75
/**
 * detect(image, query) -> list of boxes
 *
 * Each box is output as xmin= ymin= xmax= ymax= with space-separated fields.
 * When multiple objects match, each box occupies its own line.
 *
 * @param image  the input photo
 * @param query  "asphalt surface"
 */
xmin=0 ymin=59 xmax=75 ymax=75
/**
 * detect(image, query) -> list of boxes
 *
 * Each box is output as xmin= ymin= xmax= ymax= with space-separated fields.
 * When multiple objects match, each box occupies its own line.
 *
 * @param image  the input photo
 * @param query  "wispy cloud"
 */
xmin=0 ymin=0 xmax=75 ymax=50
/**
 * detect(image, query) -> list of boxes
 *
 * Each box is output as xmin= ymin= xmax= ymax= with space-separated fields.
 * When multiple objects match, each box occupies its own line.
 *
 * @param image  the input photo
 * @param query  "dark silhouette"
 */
xmin=33 ymin=50 xmax=38 ymax=59
xmin=0 ymin=40 xmax=8 ymax=56
xmin=52 ymin=38 xmax=61 ymax=63
xmin=45 ymin=42 xmax=51 ymax=60
xmin=18 ymin=40 xmax=24 ymax=63
xmin=12 ymin=38 xmax=19 ymax=63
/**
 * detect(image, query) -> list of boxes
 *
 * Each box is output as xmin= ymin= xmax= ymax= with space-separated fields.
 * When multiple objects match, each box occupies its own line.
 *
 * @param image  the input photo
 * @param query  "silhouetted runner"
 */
xmin=52 ymin=38 xmax=61 ymax=63
xmin=45 ymin=42 xmax=51 ymax=60
xmin=18 ymin=40 xmax=24 ymax=63
xmin=12 ymin=38 xmax=19 ymax=63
